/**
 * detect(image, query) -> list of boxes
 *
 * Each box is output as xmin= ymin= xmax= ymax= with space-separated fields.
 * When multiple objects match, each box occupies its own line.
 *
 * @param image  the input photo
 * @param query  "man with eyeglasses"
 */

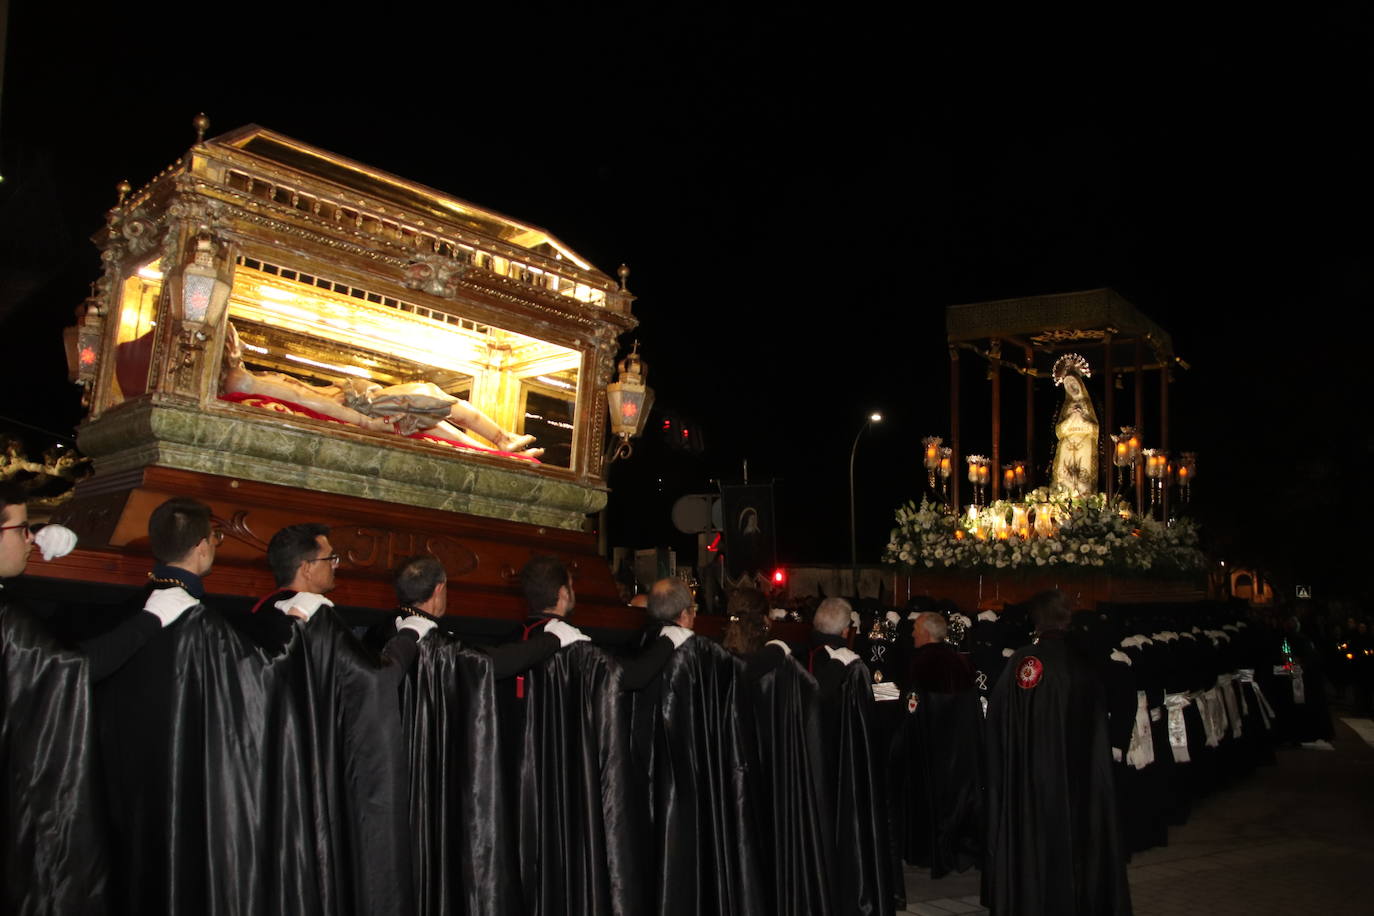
xmin=0 ymin=485 xmax=35 ymax=580
xmin=1 ymin=483 xmax=112 ymax=912
xmin=251 ymin=522 xmax=435 ymax=659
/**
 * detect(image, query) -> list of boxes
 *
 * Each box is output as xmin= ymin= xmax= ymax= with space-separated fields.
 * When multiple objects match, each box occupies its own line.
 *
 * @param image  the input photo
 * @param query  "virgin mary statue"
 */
xmin=1050 ymin=353 xmax=1099 ymax=497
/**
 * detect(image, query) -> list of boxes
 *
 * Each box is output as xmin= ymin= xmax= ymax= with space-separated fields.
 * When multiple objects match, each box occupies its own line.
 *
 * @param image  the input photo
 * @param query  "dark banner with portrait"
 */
xmin=720 ymin=485 xmax=774 ymax=580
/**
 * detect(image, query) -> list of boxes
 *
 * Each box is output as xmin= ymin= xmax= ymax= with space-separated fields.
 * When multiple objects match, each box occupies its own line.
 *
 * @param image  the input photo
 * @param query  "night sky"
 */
xmin=1 ymin=6 xmax=1369 ymax=598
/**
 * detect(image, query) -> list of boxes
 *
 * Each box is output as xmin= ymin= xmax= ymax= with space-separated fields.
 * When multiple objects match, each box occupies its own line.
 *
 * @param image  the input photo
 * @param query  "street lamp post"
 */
xmin=849 ymin=412 xmax=883 ymax=596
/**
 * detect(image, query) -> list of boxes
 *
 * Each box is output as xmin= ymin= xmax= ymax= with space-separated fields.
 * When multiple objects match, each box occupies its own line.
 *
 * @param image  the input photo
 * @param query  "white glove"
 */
xmin=33 ymin=524 xmax=77 ymax=561
xmin=1110 ymin=649 xmax=1133 ymax=666
xmin=884 ymin=611 xmax=900 ymax=625
xmin=849 ymin=611 xmax=861 ymax=629
xmin=660 ymin=625 xmax=694 ymax=648
xmin=144 ymin=586 xmax=199 ymax=627
xmin=276 ymin=591 xmax=334 ymax=620
xmin=1002 ymin=647 xmax=1015 ymax=657
xmin=768 ymin=608 xmax=788 ymax=620
xmin=397 ymin=615 xmax=438 ymax=641
xmin=825 ymin=646 xmax=860 ymax=666
xmin=764 ymin=639 xmax=791 ymax=656
xmin=544 ymin=618 xmax=591 ymax=648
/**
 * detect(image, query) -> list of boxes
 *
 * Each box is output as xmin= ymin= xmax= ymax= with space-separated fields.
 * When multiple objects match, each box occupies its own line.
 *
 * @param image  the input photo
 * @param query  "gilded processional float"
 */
xmin=886 ymin=289 xmax=1208 ymax=609
xmin=40 ymin=117 xmax=648 ymax=624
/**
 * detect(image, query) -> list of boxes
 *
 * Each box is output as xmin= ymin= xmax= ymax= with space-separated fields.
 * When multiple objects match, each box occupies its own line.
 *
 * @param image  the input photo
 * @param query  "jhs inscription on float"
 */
xmin=335 ymin=527 xmax=478 ymax=576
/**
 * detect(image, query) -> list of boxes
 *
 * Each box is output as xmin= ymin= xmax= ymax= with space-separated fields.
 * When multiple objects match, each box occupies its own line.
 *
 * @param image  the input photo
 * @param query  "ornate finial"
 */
xmin=1051 ymin=353 xmax=1092 ymax=385
xmin=193 ymin=113 xmax=210 ymax=143
xmin=116 ymin=180 xmax=132 ymax=204
xmin=617 ymin=263 xmax=630 ymax=291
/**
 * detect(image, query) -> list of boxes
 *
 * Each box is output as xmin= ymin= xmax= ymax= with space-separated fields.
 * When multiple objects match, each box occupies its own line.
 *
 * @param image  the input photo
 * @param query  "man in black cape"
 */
xmin=1 ymin=483 xmax=110 ymax=915
xmin=391 ymin=552 xmax=570 ymax=916
xmin=498 ymin=555 xmax=641 ymax=915
xmin=983 ymin=590 xmax=1131 ymax=916
xmin=741 ymin=631 xmax=834 ymax=915
xmin=889 ymin=612 xmax=983 ymax=878
xmin=626 ymin=578 xmax=767 ymax=916
xmin=107 ymin=518 xmax=440 ymax=915
xmin=791 ymin=597 xmax=898 ymax=916
xmin=94 ymin=497 xmax=222 ymax=915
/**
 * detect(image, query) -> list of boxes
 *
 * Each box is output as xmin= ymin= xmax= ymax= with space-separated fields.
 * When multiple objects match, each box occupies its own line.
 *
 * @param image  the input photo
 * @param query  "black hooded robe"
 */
xmin=983 ymin=636 xmax=1131 ymax=916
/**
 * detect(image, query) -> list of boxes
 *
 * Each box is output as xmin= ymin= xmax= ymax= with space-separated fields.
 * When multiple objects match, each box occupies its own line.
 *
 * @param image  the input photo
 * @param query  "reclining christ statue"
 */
xmin=219 ymin=322 xmax=544 ymax=458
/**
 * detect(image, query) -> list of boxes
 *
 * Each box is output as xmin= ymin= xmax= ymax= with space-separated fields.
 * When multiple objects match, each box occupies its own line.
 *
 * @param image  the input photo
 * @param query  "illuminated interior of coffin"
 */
xmin=110 ymin=255 xmax=581 ymax=468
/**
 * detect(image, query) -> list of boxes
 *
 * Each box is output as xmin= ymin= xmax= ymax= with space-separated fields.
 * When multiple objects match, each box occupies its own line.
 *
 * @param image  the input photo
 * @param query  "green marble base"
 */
xmin=78 ymin=398 xmax=607 ymax=530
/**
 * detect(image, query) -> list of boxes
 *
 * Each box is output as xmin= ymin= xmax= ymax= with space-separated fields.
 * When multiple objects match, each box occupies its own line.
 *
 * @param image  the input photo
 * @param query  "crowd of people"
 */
xmin=0 ymin=482 xmax=1323 ymax=916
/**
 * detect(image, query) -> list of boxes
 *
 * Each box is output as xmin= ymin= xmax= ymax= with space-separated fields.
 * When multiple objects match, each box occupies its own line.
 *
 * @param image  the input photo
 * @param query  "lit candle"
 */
xmin=1034 ymin=503 xmax=1055 ymax=537
xmin=923 ymin=436 xmax=942 ymax=471
xmin=1012 ymin=505 xmax=1030 ymax=539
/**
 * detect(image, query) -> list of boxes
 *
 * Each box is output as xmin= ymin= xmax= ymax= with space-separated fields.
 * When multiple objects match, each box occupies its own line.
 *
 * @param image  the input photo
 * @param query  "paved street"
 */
xmin=902 ymin=713 xmax=1374 ymax=915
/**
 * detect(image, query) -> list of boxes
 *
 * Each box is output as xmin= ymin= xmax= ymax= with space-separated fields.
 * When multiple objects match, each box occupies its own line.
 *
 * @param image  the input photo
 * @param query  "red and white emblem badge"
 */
xmin=907 ymin=692 xmax=919 ymax=714
xmin=1016 ymin=656 xmax=1044 ymax=689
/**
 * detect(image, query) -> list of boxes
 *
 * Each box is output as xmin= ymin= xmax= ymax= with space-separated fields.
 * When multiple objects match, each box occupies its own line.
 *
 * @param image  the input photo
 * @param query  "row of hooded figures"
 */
xmin=2 ymin=487 xmax=1290 ymax=916
xmin=849 ymin=592 xmax=1310 ymax=915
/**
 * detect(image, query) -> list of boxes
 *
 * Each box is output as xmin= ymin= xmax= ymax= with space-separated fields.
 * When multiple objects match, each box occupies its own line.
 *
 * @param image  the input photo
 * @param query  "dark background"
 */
xmin=1 ymin=4 xmax=1369 ymax=597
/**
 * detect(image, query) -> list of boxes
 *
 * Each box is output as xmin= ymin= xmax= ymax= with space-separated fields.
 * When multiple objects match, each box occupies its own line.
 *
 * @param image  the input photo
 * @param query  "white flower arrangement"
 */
xmin=883 ymin=488 xmax=1205 ymax=576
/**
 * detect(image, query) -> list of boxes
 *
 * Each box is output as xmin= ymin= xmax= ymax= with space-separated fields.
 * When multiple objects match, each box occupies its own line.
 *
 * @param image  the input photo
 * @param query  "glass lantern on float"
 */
xmin=166 ymin=229 xmax=232 ymax=394
xmin=1111 ymin=425 xmax=1140 ymax=502
xmin=1143 ymin=448 xmax=1166 ymax=518
xmin=966 ymin=455 xmax=990 ymax=507
xmin=1177 ymin=452 xmax=1197 ymax=504
xmin=605 ymin=343 xmax=654 ymax=461
xmin=923 ymin=436 xmax=943 ymax=493
xmin=63 ymin=289 xmax=107 ymax=405
xmin=938 ymin=447 xmax=952 ymax=506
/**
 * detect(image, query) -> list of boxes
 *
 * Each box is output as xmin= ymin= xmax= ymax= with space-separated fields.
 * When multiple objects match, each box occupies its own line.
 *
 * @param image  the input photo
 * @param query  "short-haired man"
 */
xmin=0 ymin=483 xmax=34 ymax=581
xmin=252 ymin=523 xmax=436 ymax=658
xmin=646 ymin=577 xmax=696 ymax=630
xmin=801 ymin=596 xmax=863 ymax=692
xmin=906 ymin=612 xmax=976 ymax=694
xmin=0 ymin=489 xmax=107 ymax=910
xmin=258 ymin=522 xmax=337 ymax=617
xmin=83 ymin=497 xmax=216 ymax=681
xmin=621 ymin=577 xmax=696 ymax=690
xmin=371 ymin=554 xmax=569 ymax=677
